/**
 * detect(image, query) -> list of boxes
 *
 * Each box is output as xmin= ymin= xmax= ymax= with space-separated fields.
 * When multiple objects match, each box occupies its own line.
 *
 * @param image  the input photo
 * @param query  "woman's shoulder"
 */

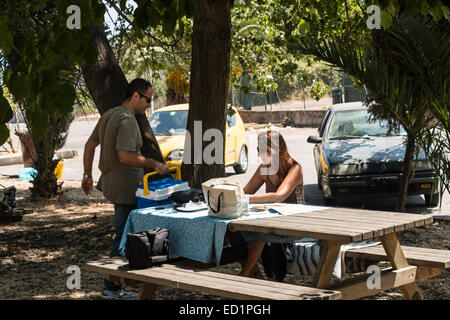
xmin=288 ymin=159 xmax=303 ymax=172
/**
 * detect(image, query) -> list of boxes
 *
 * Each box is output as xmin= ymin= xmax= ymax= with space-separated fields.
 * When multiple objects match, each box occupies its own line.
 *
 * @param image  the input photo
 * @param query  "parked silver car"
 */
xmin=307 ymin=102 xmax=439 ymax=206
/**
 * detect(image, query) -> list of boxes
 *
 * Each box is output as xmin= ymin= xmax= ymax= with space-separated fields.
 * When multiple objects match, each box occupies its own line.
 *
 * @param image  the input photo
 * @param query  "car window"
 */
xmin=226 ymin=113 xmax=236 ymax=127
xmin=318 ymin=110 xmax=331 ymax=137
xmin=149 ymin=110 xmax=188 ymax=135
xmin=326 ymin=109 xmax=406 ymax=139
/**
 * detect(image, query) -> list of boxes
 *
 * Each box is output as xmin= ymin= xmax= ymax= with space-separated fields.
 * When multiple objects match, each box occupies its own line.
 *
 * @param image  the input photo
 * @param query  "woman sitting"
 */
xmin=240 ymin=130 xmax=305 ymax=280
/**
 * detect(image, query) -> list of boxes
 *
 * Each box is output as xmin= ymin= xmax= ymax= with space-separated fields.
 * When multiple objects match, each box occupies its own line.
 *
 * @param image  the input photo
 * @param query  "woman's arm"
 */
xmin=244 ymin=165 xmax=265 ymax=195
xmin=249 ymin=164 xmax=303 ymax=203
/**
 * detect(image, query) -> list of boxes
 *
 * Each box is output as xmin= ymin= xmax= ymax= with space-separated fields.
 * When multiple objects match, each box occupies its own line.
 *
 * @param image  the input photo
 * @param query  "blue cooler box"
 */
xmin=136 ymin=177 xmax=189 ymax=209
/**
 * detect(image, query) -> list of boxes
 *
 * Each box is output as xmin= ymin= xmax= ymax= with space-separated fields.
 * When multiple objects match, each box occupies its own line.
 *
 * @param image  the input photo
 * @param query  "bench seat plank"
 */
xmin=346 ymin=245 xmax=450 ymax=269
xmin=85 ymin=257 xmax=341 ymax=300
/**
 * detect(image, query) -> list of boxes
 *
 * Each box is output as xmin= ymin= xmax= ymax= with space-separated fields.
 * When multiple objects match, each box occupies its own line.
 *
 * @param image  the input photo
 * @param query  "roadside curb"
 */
xmin=0 ymin=149 xmax=78 ymax=167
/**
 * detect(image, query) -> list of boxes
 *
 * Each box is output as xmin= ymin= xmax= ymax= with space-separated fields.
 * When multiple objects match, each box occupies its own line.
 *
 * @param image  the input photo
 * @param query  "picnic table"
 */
xmin=227 ymin=206 xmax=435 ymax=300
xmin=86 ymin=203 xmax=443 ymax=300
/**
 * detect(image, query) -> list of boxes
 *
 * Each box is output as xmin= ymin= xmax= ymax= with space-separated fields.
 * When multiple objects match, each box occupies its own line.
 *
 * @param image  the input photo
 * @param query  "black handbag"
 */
xmin=125 ymin=228 xmax=170 ymax=269
xmin=168 ymin=188 xmax=204 ymax=205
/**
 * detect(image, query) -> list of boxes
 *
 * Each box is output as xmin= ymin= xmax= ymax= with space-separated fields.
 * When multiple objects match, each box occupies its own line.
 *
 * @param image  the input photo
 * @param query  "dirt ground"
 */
xmin=0 ymin=177 xmax=449 ymax=300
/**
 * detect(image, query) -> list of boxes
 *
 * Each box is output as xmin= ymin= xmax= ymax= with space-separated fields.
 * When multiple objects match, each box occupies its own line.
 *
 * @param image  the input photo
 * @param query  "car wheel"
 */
xmin=425 ymin=192 xmax=439 ymax=207
xmin=324 ymin=198 xmax=335 ymax=206
xmin=233 ymin=146 xmax=248 ymax=174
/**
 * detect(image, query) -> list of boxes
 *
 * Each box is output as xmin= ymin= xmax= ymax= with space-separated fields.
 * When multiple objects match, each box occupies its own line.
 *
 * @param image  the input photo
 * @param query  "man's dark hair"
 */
xmin=122 ymin=78 xmax=152 ymax=103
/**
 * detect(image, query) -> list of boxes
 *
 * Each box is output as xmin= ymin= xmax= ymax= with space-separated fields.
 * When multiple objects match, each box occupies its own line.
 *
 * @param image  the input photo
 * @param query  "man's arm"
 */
xmin=117 ymin=150 xmax=169 ymax=174
xmin=81 ymin=138 xmax=99 ymax=195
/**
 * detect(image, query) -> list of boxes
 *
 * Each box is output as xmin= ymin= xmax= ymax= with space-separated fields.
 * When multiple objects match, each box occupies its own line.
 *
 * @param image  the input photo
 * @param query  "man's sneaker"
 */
xmin=101 ymin=289 xmax=138 ymax=300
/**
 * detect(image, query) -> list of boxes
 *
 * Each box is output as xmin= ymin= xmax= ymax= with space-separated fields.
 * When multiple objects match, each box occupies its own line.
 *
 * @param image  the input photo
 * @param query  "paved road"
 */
xmin=1 ymin=120 xmax=449 ymax=215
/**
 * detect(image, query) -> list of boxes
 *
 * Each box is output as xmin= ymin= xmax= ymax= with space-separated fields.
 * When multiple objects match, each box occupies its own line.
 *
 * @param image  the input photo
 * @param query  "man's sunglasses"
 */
xmin=138 ymin=93 xmax=152 ymax=104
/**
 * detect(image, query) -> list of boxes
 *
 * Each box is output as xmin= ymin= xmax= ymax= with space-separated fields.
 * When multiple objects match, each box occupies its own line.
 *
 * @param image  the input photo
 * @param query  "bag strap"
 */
xmin=207 ymin=190 xmax=223 ymax=214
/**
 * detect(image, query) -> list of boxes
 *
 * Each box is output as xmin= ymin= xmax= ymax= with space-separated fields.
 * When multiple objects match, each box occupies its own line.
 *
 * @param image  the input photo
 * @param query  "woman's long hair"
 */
xmin=258 ymin=130 xmax=295 ymax=185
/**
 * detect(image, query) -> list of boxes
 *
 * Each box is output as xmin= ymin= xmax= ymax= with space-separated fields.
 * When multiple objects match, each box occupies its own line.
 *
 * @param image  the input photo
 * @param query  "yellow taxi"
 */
xmin=149 ymin=104 xmax=248 ymax=174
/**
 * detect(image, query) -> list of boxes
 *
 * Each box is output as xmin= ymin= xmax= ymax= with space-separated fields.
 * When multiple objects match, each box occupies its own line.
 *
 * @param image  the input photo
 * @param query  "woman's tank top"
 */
xmin=264 ymin=171 xmax=305 ymax=205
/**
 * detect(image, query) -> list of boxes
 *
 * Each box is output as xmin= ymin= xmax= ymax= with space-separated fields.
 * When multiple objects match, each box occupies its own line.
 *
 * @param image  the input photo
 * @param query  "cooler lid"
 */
xmin=137 ymin=177 xmax=188 ymax=191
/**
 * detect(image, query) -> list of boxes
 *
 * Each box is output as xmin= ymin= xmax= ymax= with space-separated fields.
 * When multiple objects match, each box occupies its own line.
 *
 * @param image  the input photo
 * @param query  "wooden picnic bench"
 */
xmin=85 ymin=257 xmax=342 ymax=300
xmin=346 ymin=244 xmax=450 ymax=281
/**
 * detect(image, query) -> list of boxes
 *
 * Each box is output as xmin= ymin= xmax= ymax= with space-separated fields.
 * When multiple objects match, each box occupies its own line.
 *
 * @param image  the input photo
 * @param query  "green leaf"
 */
xmin=36 ymin=91 xmax=51 ymax=111
xmin=133 ymin=6 xmax=148 ymax=30
xmin=380 ymin=10 xmax=393 ymax=30
xmin=58 ymin=31 xmax=80 ymax=55
xmin=421 ymin=1 xmax=431 ymax=15
xmin=378 ymin=0 xmax=389 ymax=8
xmin=0 ymin=124 xmax=10 ymax=146
xmin=405 ymin=0 xmax=420 ymax=12
xmin=27 ymin=108 xmax=48 ymax=139
xmin=184 ymin=0 xmax=195 ymax=18
xmin=0 ymin=19 xmax=13 ymax=55
xmin=162 ymin=11 xmax=177 ymax=36
xmin=386 ymin=0 xmax=400 ymax=16
xmin=94 ymin=4 xmax=106 ymax=25
xmin=297 ymin=19 xmax=310 ymax=35
xmin=0 ymin=95 xmax=13 ymax=123
xmin=427 ymin=0 xmax=440 ymax=7
xmin=8 ymin=72 xmax=31 ymax=99
xmin=429 ymin=5 xmax=443 ymax=21
xmin=1 ymin=107 xmax=13 ymax=124
xmin=177 ymin=19 xmax=185 ymax=36
xmin=40 ymin=70 xmax=57 ymax=89
xmin=442 ymin=5 xmax=450 ymax=20
xmin=84 ymin=42 xmax=98 ymax=64
xmin=54 ymin=83 xmax=76 ymax=115
xmin=147 ymin=5 xmax=160 ymax=28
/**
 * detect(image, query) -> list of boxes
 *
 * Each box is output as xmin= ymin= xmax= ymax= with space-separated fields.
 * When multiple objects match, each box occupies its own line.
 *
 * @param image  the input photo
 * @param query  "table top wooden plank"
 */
xmin=291 ymin=216 xmax=398 ymax=235
xmin=260 ymin=215 xmax=382 ymax=239
xmin=277 ymin=214 xmax=398 ymax=233
xmin=287 ymin=208 xmax=432 ymax=231
xmin=321 ymin=208 xmax=433 ymax=225
xmin=233 ymin=215 xmax=372 ymax=234
xmin=294 ymin=211 xmax=411 ymax=233
xmin=228 ymin=218 xmax=364 ymax=242
xmin=304 ymin=208 xmax=432 ymax=224
xmin=315 ymin=210 xmax=419 ymax=232
xmin=260 ymin=214 xmax=384 ymax=230
xmin=229 ymin=206 xmax=434 ymax=243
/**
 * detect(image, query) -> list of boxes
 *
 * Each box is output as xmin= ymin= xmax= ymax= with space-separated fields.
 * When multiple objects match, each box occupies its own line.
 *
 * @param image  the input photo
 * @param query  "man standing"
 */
xmin=82 ymin=78 xmax=169 ymax=299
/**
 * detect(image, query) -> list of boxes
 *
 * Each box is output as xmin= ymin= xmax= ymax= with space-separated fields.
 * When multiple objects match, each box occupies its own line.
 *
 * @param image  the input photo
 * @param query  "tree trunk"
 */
xmin=6 ymin=34 xmax=65 ymax=199
xmin=81 ymin=23 xmax=129 ymax=116
xmin=181 ymin=0 xmax=234 ymax=188
xmin=81 ymin=23 xmax=167 ymax=176
xmin=395 ymin=133 xmax=416 ymax=212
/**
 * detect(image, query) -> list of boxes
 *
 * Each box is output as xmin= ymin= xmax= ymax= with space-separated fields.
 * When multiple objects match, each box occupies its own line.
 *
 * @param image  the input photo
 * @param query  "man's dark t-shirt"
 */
xmin=90 ymin=106 xmax=143 ymax=205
